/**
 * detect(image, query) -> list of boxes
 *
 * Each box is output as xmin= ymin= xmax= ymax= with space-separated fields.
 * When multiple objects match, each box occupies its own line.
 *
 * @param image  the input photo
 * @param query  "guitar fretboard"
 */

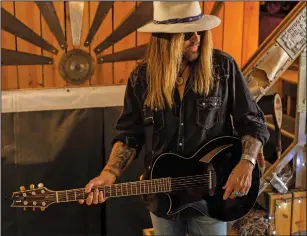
xmin=55 ymin=177 xmax=171 ymax=203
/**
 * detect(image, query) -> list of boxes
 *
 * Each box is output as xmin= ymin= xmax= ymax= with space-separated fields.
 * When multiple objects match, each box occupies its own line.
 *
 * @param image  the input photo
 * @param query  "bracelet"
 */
xmin=103 ymin=169 xmax=119 ymax=180
xmin=241 ymin=154 xmax=256 ymax=166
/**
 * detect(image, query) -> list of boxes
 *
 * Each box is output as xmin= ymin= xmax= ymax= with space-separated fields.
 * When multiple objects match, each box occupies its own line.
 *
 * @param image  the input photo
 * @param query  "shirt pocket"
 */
xmin=196 ymin=97 xmax=221 ymax=130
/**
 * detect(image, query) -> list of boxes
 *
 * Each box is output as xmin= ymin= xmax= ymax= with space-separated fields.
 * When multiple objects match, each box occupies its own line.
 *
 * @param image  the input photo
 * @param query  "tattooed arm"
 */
xmin=102 ymin=141 xmax=137 ymax=180
xmin=222 ymin=135 xmax=262 ymax=200
xmin=240 ymin=135 xmax=262 ymax=168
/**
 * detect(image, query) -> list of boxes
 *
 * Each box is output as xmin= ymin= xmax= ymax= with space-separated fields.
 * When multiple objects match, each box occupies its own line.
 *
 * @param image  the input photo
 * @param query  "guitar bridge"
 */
xmin=208 ymin=163 xmax=216 ymax=196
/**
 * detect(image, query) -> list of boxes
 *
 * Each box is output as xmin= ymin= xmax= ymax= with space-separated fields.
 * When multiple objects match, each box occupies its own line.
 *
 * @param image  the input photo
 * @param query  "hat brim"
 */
xmin=137 ymin=15 xmax=221 ymax=33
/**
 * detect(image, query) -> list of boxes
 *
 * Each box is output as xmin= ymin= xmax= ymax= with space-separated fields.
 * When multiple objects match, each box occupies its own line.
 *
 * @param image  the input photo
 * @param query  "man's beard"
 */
xmin=183 ymin=50 xmax=199 ymax=62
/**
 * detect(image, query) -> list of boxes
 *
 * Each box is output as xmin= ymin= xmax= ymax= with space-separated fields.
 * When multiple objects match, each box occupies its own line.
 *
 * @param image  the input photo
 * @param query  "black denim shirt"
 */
xmin=112 ymin=49 xmax=270 ymax=219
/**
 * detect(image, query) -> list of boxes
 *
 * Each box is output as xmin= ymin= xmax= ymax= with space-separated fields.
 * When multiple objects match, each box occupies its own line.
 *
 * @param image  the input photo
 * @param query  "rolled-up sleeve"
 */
xmin=111 ymin=72 xmax=145 ymax=158
xmin=228 ymin=58 xmax=270 ymax=145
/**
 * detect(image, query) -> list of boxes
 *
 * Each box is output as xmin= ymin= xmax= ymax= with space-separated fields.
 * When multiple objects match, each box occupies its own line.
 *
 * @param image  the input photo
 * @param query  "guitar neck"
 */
xmin=55 ymin=177 xmax=171 ymax=203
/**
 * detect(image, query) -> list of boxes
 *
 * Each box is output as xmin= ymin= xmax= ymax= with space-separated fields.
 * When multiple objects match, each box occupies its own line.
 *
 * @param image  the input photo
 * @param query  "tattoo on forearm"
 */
xmin=241 ymin=135 xmax=262 ymax=159
xmin=106 ymin=142 xmax=136 ymax=177
xmin=111 ymin=145 xmax=136 ymax=170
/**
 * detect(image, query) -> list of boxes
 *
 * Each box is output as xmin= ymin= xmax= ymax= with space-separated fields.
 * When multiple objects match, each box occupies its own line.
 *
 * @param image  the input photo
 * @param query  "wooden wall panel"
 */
xmin=15 ymin=2 xmax=43 ymax=89
xmin=89 ymin=2 xmax=113 ymax=86
xmin=204 ymin=2 xmax=224 ymax=50
xmin=1 ymin=2 xmax=18 ymax=90
xmin=1 ymin=1 xmax=260 ymax=90
xmin=274 ymin=198 xmax=292 ymax=235
xmin=42 ymin=2 xmax=66 ymax=88
xmin=291 ymin=191 xmax=306 ymax=234
xmin=242 ymin=2 xmax=259 ymax=66
xmin=113 ymin=2 xmax=137 ymax=85
xmin=136 ymin=1 xmax=151 ymax=63
xmin=199 ymin=1 xmax=204 ymax=13
xmin=223 ymin=2 xmax=244 ymax=67
xmin=267 ymin=192 xmax=293 ymax=235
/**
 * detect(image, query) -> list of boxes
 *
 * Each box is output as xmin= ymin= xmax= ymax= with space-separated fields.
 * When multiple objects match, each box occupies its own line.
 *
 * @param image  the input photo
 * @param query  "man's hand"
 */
xmin=79 ymin=170 xmax=116 ymax=205
xmin=222 ymin=160 xmax=254 ymax=200
xmin=79 ymin=141 xmax=137 ymax=206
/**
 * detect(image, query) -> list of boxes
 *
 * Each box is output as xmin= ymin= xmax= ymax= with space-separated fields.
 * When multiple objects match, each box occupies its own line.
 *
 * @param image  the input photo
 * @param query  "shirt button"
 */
xmin=181 ymin=122 xmax=184 ymax=126
xmin=179 ymin=143 xmax=182 ymax=146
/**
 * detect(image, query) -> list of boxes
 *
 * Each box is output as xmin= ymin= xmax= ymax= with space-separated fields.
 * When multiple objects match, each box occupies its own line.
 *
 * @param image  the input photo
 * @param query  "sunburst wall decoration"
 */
xmin=1 ymin=1 xmax=153 ymax=85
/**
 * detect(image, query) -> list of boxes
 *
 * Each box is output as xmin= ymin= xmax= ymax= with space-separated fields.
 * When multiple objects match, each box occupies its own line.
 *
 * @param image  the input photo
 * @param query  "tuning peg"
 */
xmin=41 ymin=207 xmax=45 ymax=211
xmin=38 ymin=183 xmax=44 ymax=188
xmin=20 ymin=186 xmax=25 ymax=191
xmin=30 ymin=184 xmax=35 ymax=189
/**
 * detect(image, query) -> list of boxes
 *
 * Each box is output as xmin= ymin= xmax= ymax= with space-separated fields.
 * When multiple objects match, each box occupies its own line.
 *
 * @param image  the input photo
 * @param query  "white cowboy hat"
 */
xmin=137 ymin=2 xmax=221 ymax=33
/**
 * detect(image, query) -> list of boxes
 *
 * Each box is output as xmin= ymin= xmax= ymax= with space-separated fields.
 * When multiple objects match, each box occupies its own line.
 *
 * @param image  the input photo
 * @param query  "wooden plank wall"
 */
xmin=1 ymin=1 xmax=259 ymax=90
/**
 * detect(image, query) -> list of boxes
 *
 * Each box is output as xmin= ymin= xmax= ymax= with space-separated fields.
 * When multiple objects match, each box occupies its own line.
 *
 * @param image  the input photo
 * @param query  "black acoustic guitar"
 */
xmin=10 ymin=136 xmax=260 ymax=222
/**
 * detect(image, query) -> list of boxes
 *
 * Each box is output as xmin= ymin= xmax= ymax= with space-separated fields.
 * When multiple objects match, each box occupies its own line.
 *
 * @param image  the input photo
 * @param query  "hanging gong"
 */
xmin=59 ymin=49 xmax=95 ymax=84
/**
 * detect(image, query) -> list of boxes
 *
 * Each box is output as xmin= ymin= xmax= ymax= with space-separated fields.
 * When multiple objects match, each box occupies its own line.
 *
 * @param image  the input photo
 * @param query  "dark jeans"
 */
xmin=150 ymin=212 xmax=227 ymax=236
xmin=149 ymin=200 xmax=227 ymax=236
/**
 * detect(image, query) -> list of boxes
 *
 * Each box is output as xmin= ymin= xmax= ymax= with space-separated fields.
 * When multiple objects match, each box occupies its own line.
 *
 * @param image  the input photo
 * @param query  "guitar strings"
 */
xmin=19 ymin=175 xmax=213 ymax=196
xmin=56 ymin=180 xmax=210 ymax=196
xmin=19 ymin=177 xmax=211 ymax=199
xmin=56 ymin=176 xmax=212 ymax=196
xmin=19 ymin=181 xmax=212 ymax=203
xmin=19 ymin=182 xmax=212 ymax=205
xmin=16 ymin=175 xmax=216 ymax=204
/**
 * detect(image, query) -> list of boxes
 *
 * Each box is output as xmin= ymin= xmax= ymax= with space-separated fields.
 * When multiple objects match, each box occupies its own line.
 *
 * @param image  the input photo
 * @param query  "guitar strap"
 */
xmin=142 ymin=105 xmax=154 ymax=173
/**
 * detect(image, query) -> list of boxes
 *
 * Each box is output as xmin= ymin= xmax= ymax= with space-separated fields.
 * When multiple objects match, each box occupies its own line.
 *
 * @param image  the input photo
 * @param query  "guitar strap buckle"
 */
xmin=144 ymin=116 xmax=154 ymax=126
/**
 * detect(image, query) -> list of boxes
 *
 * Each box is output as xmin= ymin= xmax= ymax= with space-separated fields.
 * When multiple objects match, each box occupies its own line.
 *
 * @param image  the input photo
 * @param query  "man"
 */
xmin=79 ymin=2 xmax=270 ymax=235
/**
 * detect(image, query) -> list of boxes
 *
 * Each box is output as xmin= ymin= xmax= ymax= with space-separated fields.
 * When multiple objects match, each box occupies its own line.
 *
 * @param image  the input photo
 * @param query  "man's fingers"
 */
xmin=85 ymin=178 xmax=105 ymax=193
xmin=230 ymin=180 xmax=244 ymax=199
xmin=99 ymin=191 xmax=105 ymax=203
xmin=241 ymin=187 xmax=248 ymax=196
xmin=85 ymin=183 xmax=94 ymax=193
xmin=86 ymin=192 xmax=93 ymax=205
xmin=222 ymin=181 xmax=228 ymax=189
xmin=79 ymin=199 xmax=85 ymax=204
xmin=229 ymin=190 xmax=237 ymax=199
xmin=242 ymin=178 xmax=251 ymax=195
xmin=223 ymin=183 xmax=234 ymax=200
xmin=222 ymin=175 xmax=232 ymax=189
xmin=93 ymin=188 xmax=99 ymax=204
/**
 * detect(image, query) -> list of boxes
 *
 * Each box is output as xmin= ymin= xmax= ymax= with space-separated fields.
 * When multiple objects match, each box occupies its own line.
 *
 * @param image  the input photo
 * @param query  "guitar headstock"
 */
xmin=11 ymin=183 xmax=54 ymax=211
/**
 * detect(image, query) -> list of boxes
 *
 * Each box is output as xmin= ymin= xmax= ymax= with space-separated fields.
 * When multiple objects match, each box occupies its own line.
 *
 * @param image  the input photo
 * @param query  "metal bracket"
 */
xmin=259 ymin=48 xmax=306 ymax=194
xmin=269 ymin=172 xmax=288 ymax=194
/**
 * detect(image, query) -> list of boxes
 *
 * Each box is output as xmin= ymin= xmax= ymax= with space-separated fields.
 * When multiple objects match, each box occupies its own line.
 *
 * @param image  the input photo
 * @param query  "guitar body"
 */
xmin=147 ymin=136 xmax=260 ymax=222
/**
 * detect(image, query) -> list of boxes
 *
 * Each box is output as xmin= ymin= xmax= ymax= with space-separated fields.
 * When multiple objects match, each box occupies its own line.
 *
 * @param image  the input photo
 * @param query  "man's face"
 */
xmin=182 ymin=32 xmax=202 ymax=62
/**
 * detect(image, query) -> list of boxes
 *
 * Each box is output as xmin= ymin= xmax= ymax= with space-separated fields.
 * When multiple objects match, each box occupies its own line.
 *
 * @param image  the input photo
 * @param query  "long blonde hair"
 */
xmin=142 ymin=30 xmax=215 ymax=110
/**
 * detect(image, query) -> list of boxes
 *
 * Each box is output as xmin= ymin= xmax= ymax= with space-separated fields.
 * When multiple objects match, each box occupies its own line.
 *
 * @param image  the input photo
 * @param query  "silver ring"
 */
xmin=234 ymin=191 xmax=244 ymax=197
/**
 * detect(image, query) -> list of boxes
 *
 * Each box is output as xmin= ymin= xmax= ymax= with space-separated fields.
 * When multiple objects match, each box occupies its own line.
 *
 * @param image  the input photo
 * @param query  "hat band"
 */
xmin=153 ymin=13 xmax=203 ymax=25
